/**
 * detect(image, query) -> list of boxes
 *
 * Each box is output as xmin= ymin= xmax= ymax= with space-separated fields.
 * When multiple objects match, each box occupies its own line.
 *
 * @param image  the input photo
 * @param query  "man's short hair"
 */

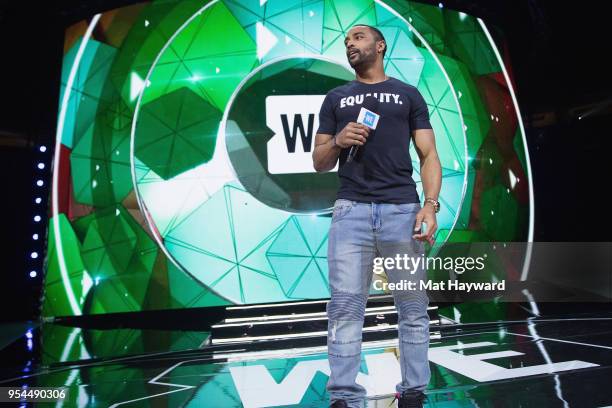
xmin=353 ymin=24 xmax=387 ymax=58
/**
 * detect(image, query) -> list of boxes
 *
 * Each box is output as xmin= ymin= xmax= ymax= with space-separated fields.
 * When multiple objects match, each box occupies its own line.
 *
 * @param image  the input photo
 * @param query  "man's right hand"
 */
xmin=335 ymin=122 xmax=370 ymax=149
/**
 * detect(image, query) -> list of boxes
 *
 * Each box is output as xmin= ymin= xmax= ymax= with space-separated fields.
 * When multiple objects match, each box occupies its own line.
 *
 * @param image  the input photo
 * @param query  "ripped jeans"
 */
xmin=326 ymin=199 xmax=431 ymax=407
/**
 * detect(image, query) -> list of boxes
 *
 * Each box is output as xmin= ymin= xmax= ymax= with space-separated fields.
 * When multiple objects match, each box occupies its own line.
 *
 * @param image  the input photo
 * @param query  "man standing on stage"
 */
xmin=312 ymin=24 xmax=442 ymax=408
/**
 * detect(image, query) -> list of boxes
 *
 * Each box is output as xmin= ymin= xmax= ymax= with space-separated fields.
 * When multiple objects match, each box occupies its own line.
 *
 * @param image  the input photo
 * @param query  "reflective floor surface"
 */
xmin=1 ymin=303 xmax=611 ymax=407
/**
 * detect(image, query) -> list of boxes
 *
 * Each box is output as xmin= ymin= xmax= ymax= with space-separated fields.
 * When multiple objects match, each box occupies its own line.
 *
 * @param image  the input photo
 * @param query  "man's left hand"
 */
xmin=412 ymin=205 xmax=437 ymax=245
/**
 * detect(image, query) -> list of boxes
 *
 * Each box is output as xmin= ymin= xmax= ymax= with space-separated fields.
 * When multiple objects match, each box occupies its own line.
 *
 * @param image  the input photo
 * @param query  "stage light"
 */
xmin=29 ymin=271 xmax=37 ymax=278
xmin=33 ymin=234 xmax=39 ymax=240
xmin=30 ymin=252 xmax=38 ymax=259
xmin=438 ymin=2 xmax=443 ymax=8
xmin=39 ymin=145 xmax=47 ymax=152
xmin=37 ymin=163 xmax=45 ymax=169
xmin=36 ymin=180 xmax=44 ymax=187
xmin=35 ymin=197 xmax=41 ymax=204
xmin=25 ymin=330 xmax=33 ymax=339
xmin=34 ymin=215 xmax=41 ymax=222
xmin=27 ymin=339 xmax=33 ymax=351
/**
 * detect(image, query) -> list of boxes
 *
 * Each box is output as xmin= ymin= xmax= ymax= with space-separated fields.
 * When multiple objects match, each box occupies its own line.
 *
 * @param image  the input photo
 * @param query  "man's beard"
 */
xmin=349 ymin=50 xmax=372 ymax=68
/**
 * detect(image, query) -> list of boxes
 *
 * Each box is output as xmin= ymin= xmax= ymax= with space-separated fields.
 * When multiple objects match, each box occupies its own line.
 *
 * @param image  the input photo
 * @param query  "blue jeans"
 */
xmin=326 ymin=199 xmax=431 ymax=407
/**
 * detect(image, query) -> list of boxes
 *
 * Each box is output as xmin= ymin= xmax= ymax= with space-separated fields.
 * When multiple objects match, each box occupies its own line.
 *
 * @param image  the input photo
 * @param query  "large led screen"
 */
xmin=43 ymin=0 xmax=532 ymax=318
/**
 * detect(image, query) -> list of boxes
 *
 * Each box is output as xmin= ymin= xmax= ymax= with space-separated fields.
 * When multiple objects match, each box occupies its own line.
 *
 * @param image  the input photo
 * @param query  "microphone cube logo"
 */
xmin=364 ymin=111 xmax=375 ymax=127
xmin=357 ymin=107 xmax=379 ymax=129
xmin=266 ymin=95 xmax=338 ymax=174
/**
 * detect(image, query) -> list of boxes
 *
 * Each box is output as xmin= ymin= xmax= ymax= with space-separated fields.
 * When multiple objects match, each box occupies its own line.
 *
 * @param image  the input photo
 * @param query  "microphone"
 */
xmin=347 ymin=95 xmax=380 ymax=163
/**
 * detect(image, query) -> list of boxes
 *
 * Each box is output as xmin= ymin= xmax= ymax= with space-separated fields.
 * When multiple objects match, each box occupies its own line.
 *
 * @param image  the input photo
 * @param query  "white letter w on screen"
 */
xmin=266 ymin=95 xmax=338 ymax=174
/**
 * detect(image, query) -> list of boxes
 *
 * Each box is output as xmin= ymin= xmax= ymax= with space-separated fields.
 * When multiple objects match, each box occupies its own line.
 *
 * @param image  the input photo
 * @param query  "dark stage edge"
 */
xmin=1 ymin=303 xmax=612 ymax=407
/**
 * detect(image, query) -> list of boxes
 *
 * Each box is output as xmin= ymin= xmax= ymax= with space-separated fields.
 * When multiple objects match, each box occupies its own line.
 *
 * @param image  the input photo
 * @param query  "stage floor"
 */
xmin=1 ymin=307 xmax=612 ymax=407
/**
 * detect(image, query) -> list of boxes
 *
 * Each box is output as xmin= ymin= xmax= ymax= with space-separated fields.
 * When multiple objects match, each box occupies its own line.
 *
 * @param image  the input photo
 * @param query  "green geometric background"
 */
xmin=44 ymin=0 xmax=531 ymax=318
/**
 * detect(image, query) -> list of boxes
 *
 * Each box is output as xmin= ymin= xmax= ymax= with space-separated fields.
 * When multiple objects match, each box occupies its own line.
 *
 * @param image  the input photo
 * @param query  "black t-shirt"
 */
xmin=316 ymin=76 xmax=432 ymax=204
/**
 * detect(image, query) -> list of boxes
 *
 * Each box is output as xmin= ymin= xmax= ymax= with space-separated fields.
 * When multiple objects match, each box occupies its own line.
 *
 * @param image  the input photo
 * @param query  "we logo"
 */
xmin=266 ymin=95 xmax=338 ymax=174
